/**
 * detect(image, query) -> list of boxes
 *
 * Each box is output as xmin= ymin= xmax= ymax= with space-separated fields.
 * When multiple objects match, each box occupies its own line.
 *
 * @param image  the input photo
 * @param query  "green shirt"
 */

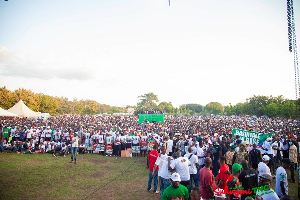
xmin=3 ymin=128 xmax=11 ymax=138
xmin=161 ymin=184 xmax=189 ymax=200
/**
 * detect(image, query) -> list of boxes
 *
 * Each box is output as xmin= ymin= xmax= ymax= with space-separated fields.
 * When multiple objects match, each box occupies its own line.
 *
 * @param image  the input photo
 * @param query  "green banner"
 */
xmin=138 ymin=114 xmax=164 ymax=123
xmin=232 ymin=128 xmax=273 ymax=145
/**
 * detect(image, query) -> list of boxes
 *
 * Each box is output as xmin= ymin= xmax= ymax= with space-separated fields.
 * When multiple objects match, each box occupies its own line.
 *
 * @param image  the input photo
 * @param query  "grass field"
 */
xmin=0 ymin=153 xmax=298 ymax=200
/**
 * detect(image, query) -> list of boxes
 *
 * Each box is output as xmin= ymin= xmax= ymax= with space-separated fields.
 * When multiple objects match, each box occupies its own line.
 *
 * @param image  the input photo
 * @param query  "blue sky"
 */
xmin=0 ymin=0 xmax=299 ymax=107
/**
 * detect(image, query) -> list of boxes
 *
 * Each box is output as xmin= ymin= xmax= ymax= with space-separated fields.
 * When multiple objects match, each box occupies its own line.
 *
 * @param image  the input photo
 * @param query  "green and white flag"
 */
xmin=232 ymin=129 xmax=273 ymax=145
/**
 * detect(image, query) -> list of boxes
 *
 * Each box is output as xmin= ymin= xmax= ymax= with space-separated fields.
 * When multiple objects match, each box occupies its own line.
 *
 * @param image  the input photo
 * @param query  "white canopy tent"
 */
xmin=8 ymin=99 xmax=42 ymax=118
xmin=0 ymin=107 xmax=19 ymax=117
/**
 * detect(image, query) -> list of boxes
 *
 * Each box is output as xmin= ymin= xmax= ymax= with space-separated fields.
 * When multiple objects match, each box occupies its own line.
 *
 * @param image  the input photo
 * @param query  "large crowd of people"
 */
xmin=0 ymin=115 xmax=299 ymax=199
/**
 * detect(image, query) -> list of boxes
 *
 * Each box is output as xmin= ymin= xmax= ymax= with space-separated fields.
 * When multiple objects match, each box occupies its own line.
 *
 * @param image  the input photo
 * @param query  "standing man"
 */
xmin=249 ymin=143 xmax=262 ymax=170
xmin=147 ymin=144 xmax=159 ymax=194
xmin=212 ymin=141 xmax=222 ymax=177
xmin=226 ymin=163 xmax=242 ymax=200
xmin=70 ymin=132 xmax=79 ymax=164
xmin=258 ymin=155 xmax=271 ymax=182
xmin=256 ymin=173 xmax=279 ymax=200
xmin=152 ymin=146 xmax=169 ymax=196
xmin=161 ymin=173 xmax=189 ymax=200
xmin=275 ymin=158 xmax=291 ymax=198
xmin=185 ymin=147 xmax=200 ymax=190
xmin=169 ymin=151 xmax=191 ymax=190
xmin=288 ymin=140 xmax=297 ymax=183
xmin=238 ymin=160 xmax=257 ymax=200
xmin=216 ymin=156 xmax=230 ymax=191
xmin=226 ymin=145 xmax=235 ymax=171
xmin=199 ymin=158 xmax=216 ymax=200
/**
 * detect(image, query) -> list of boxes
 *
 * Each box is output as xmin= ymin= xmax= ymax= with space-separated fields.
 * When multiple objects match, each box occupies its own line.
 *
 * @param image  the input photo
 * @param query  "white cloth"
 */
xmin=256 ymin=188 xmax=279 ymax=200
xmin=155 ymin=154 xmax=171 ymax=179
xmin=184 ymin=153 xmax=199 ymax=174
xmin=258 ymin=162 xmax=271 ymax=182
xmin=170 ymin=156 xmax=191 ymax=181
xmin=262 ymin=141 xmax=273 ymax=155
xmin=72 ymin=136 xmax=79 ymax=148
xmin=197 ymin=147 xmax=205 ymax=166
xmin=167 ymin=139 xmax=173 ymax=153
xmin=275 ymin=166 xmax=288 ymax=197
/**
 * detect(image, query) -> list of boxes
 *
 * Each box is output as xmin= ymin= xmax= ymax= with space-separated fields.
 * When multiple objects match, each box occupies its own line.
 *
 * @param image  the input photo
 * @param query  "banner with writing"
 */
xmin=232 ymin=129 xmax=273 ymax=145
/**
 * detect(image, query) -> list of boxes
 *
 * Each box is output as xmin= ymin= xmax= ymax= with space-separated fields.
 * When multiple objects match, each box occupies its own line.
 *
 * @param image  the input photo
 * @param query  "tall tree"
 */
xmin=204 ymin=102 xmax=224 ymax=115
xmin=137 ymin=92 xmax=159 ymax=111
xmin=0 ymin=86 xmax=14 ymax=109
xmin=38 ymin=93 xmax=58 ymax=115
xmin=13 ymin=88 xmax=40 ymax=111
xmin=158 ymin=101 xmax=174 ymax=113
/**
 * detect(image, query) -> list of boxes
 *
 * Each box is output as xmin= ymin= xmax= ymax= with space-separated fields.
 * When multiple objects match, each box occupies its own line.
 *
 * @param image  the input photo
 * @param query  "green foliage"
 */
xmin=0 ymin=88 xmax=120 ymax=115
xmin=0 ymin=86 xmax=14 ymax=109
xmin=204 ymin=102 xmax=224 ymax=115
xmin=158 ymin=101 xmax=174 ymax=113
xmin=180 ymin=104 xmax=203 ymax=114
xmin=108 ymin=107 xmax=121 ymax=114
xmin=13 ymin=88 xmax=40 ymax=111
xmin=38 ymin=93 xmax=59 ymax=115
xmin=135 ymin=92 xmax=159 ymax=114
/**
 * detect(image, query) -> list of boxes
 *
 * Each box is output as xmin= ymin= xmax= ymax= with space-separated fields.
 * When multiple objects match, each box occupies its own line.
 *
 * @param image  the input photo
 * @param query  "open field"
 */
xmin=0 ymin=153 xmax=161 ymax=200
xmin=0 ymin=153 xmax=298 ymax=200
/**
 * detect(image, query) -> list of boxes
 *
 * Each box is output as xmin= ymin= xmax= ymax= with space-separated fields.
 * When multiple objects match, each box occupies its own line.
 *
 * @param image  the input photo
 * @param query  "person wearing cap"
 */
xmin=226 ymin=163 xmax=242 ymax=200
xmin=275 ymin=158 xmax=290 ymax=197
xmin=199 ymin=157 xmax=216 ymax=200
xmin=169 ymin=151 xmax=191 ymax=191
xmin=257 ymin=155 xmax=271 ymax=182
xmin=256 ymin=173 xmax=279 ymax=200
xmin=226 ymin=145 xmax=236 ymax=171
xmin=161 ymin=172 xmax=189 ymax=200
xmin=238 ymin=160 xmax=257 ymax=200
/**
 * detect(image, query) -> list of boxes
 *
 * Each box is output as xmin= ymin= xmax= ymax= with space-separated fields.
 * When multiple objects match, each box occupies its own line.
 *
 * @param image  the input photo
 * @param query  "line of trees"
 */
xmin=1 ymin=88 xmax=299 ymax=118
xmin=135 ymin=93 xmax=300 ymax=118
xmin=0 ymin=87 xmax=127 ymax=115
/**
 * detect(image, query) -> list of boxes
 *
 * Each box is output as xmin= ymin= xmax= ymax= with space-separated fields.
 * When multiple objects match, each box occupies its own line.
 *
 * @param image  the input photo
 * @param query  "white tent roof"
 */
xmin=8 ymin=99 xmax=42 ymax=118
xmin=0 ymin=107 xmax=19 ymax=117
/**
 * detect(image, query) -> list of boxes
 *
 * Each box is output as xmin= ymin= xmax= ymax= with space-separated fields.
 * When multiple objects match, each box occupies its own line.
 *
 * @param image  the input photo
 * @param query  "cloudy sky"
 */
xmin=0 ymin=0 xmax=299 ymax=108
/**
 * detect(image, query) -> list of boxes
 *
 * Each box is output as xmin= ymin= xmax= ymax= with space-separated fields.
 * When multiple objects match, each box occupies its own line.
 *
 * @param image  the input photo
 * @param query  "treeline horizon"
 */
xmin=0 ymin=87 xmax=299 ymax=119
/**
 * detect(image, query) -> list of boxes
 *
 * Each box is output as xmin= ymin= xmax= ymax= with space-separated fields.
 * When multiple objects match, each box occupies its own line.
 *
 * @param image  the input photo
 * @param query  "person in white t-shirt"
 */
xmin=167 ymin=136 xmax=173 ymax=156
xmin=153 ymin=146 xmax=169 ymax=196
xmin=169 ymin=151 xmax=191 ymax=191
xmin=258 ymin=155 xmax=271 ymax=182
xmin=197 ymin=142 xmax=205 ymax=168
xmin=275 ymin=158 xmax=290 ymax=198
xmin=184 ymin=147 xmax=200 ymax=190
xmin=70 ymin=132 xmax=79 ymax=164
xmin=256 ymin=173 xmax=279 ymax=200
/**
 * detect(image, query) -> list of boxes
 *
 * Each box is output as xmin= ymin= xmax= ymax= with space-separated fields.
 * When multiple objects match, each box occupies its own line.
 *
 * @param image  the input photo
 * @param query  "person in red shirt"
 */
xmin=199 ymin=157 xmax=216 ymax=200
xmin=216 ymin=156 xmax=230 ymax=190
xmin=147 ymin=144 xmax=159 ymax=194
